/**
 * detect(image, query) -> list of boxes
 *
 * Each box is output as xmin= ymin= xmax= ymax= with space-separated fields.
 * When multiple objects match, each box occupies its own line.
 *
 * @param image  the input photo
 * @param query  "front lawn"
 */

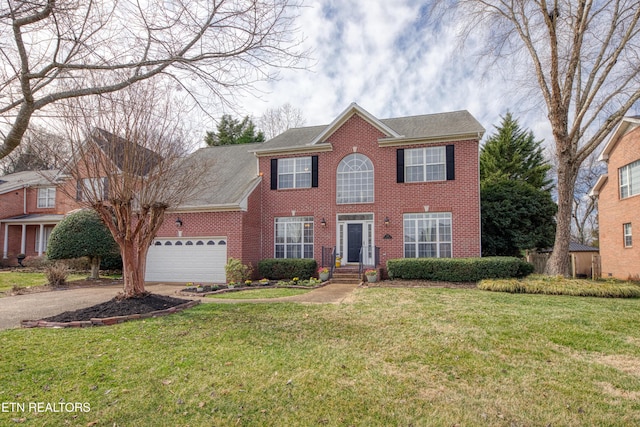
xmin=207 ymin=288 xmax=311 ymax=299
xmin=2 ymin=287 xmax=640 ymax=425
xmin=0 ymin=271 xmax=87 ymax=294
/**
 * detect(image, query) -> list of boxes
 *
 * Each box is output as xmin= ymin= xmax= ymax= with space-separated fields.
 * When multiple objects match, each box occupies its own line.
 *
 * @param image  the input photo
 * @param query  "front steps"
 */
xmin=330 ymin=267 xmax=363 ymax=284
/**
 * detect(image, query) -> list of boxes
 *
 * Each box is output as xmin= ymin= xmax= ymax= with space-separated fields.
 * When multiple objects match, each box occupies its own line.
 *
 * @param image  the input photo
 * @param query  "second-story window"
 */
xmin=37 ymin=187 xmax=56 ymax=208
xmin=270 ymin=156 xmax=318 ymax=190
xmin=77 ymin=178 xmax=108 ymax=201
xmin=337 ymin=153 xmax=373 ymax=204
xmin=619 ymin=159 xmax=640 ymax=199
xmin=278 ymin=157 xmax=311 ymax=189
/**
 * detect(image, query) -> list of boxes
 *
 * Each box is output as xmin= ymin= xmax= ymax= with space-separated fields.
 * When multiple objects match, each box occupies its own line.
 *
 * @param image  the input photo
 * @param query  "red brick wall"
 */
xmin=258 ymin=114 xmax=481 ymax=268
xmin=598 ymin=126 xmax=640 ymax=279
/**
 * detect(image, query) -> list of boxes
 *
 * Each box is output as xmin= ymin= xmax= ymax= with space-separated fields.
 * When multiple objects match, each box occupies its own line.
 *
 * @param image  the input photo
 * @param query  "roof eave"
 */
xmin=599 ymin=117 xmax=640 ymax=161
xmin=251 ymin=143 xmax=333 ymax=157
xmin=378 ymin=131 xmax=485 ymax=147
xmin=589 ymin=174 xmax=608 ymax=197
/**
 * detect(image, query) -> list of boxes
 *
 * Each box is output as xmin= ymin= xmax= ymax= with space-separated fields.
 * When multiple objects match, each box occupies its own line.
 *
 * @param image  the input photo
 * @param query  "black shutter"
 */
xmin=446 ymin=145 xmax=455 ymax=181
xmin=270 ymin=159 xmax=278 ymax=190
xmin=76 ymin=180 xmax=83 ymax=201
xmin=396 ymin=149 xmax=405 ymax=183
xmin=311 ymin=156 xmax=319 ymax=188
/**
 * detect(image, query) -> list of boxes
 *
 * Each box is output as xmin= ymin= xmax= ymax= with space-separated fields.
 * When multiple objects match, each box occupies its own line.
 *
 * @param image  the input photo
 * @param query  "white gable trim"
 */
xmin=309 ymin=103 xmax=402 ymax=145
xmin=598 ymin=117 xmax=640 ymax=161
xmin=589 ymin=174 xmax=608 ymax=198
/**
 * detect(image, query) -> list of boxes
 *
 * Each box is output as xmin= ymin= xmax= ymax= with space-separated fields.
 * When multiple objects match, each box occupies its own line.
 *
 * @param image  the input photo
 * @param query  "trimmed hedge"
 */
xmin=387 ymin=257 xmax=534 ymax=282
xmin=258 ymin=258 xmax=318 ymax=280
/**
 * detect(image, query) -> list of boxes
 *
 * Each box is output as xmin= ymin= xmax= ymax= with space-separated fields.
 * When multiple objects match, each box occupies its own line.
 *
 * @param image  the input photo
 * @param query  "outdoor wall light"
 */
xmin=384 ymin=216 xmax=390 ymax=226
xmin=321 ymin=218 xmax=327 ymax=227
xmin=175 ymin=218 xmax=183 ymax=228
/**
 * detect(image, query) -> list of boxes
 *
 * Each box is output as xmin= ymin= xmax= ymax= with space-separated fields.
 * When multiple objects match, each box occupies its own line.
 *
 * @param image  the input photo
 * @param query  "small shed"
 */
xmin=529 ymin=242 xmax=600 ymax=278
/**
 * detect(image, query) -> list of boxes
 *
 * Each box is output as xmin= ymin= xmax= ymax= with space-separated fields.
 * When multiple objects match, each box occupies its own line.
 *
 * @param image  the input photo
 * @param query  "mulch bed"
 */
xmin=41 ymin=294 xmax=191 ymax=322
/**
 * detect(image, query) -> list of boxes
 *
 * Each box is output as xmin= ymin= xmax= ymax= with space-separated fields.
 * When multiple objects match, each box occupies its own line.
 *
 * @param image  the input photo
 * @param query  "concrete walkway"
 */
xmin=0 ymin=282 xmax=360 ymax=330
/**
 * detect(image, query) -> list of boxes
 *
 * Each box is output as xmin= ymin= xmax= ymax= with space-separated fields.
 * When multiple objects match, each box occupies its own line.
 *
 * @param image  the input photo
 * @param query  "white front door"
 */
xmin=337 ymin=214 xmax=374 ymax=265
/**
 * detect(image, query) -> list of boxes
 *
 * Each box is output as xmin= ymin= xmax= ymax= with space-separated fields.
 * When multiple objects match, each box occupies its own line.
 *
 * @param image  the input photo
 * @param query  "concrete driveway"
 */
xmin=0 ymin=283 xmax=186 ymax=331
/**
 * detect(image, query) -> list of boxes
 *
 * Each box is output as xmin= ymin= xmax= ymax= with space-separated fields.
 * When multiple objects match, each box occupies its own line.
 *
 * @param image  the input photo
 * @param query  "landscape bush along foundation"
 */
xmin=257 ymin=258 xmax=317 ymax=280
xmin=20 ymin=300 xmax=200 ymax=328
xmin=387 ymin=257 xmax=534 ymax=281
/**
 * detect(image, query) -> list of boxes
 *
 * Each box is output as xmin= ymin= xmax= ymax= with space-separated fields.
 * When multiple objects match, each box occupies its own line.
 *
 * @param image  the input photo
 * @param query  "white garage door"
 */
xmin=145 ymin=237 xmax=227 ymax=283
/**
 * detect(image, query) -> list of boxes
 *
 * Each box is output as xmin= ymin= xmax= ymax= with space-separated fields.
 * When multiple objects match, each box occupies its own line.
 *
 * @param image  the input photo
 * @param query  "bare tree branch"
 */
xmin=434 ymin=0 xmax=640 ymax=275
xmin=55 ymin=81 xmax=213 ymax=298
xmin=0 ymin=0 xmax=306 ymax=159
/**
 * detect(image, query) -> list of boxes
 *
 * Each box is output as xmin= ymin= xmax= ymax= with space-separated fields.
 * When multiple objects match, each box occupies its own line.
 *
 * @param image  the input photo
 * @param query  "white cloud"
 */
xmin=197 ymin=0 xmax=555 ymax=147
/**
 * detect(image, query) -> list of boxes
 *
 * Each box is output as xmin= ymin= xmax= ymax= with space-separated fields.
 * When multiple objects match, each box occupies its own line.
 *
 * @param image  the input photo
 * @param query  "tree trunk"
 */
xmin=545 ymin=158 xmax=579 ymax=276
xmin=89 ymin=256 xmax=101 ymax=280
xmin=120 ymin=240 xmax=149 ymax=298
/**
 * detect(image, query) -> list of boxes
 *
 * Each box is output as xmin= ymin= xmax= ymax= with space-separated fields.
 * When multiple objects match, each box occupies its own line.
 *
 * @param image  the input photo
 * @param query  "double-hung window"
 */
xmin=405 ymin=146 xmax=446 ymax=182
xmin=77 ymin=178 xmax=107 ymax=201
xmin=624 ymin=223 xmax=633 ymax=248
xmin=271 ymin=156 xmax=318 ymax=190
xmin=37 ymin=187 xmax=56 ymax=208
xmin=403 ymin=212 xmax=452 ymax=258
xmin=619 ymin=160 xmax=640 ymax=199
xmin=278 ymin=157 xmax=311 ymax=189
xmin=275 ymin=216 xmax=314 ymax=258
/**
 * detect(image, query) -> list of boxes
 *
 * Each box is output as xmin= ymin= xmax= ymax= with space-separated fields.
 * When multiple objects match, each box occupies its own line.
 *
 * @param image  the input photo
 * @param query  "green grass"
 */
xmin=2 ymin=288 xmax=640 ymax=426
xmin=0 ymin=271 xmax=87 ymax=293
xmin=479 ymin=274 xmax=640 ymax=297
xmin=207 ymin=288 xmax=311 ymax=299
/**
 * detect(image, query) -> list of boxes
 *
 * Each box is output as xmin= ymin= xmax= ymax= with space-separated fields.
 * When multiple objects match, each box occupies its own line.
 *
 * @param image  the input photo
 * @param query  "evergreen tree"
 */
xmin=480 ymin=113 xmax=557 ymax=256
xmin=481 ymin=181 xmax=557 ymax=257
xmin=204 ymin=115 xmax=265 ymax=146
xmin=480 ymin=112 xmax=552 ymax=191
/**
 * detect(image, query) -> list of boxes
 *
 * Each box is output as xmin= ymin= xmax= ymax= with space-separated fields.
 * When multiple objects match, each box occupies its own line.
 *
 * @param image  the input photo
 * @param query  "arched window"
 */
xmin=337 ymin=153 xmax=374 ymax=204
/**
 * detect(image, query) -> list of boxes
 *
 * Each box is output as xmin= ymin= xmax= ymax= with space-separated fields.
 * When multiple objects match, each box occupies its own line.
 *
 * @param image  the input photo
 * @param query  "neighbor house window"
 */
xmin=624 ymin=223 xmax=632 ymax=247
xmin=404 ymin=212 xmax=452 ymax=258
xmin=275 ymin=216 xmax=314 ymax=258
xmin=278 ymin=157 xmax=311 ymax=189
xmin=337 ymin=153 xmax=373 ymax=204
xmin=619 ymin=160 xmax=640 ymax=199
xmin=405 ymin=146 xmax=446 ymax=182
xmin=37 ymin=187 xmax=56 ymax=208
xmin=77 ymin=178 xmax=107 ymax=201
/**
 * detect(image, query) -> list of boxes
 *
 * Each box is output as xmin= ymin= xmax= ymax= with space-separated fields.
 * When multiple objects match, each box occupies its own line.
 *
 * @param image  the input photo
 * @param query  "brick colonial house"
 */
xmin=591 ymin=116 xmax=640 ymax=279
xmin=2 ymin=103 xmax=485 ymax=283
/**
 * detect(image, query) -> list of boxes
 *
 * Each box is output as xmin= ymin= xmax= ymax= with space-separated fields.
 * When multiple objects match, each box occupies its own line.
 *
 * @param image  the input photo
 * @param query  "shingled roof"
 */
xmin=0 ymin=170 xmax=59 ymax=194
xmin=176 ymin=142 xmax=262 ymax=210
xmin=252 ymin=106 xmax=485 ymax=154
xmin=91 ymin=128 xmax=163 ymax=176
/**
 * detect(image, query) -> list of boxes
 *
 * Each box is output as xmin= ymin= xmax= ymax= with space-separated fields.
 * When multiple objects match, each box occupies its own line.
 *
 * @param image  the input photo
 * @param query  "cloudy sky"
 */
xmin=210 ymin=0 xmax=553 ymax=146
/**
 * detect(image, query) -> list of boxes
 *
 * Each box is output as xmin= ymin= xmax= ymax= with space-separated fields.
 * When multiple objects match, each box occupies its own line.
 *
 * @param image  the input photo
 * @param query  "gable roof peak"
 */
xmin=598 ymin=116 xmax=640 ymax=161
xmin=309 ymin=103 xmax=402 ymax=145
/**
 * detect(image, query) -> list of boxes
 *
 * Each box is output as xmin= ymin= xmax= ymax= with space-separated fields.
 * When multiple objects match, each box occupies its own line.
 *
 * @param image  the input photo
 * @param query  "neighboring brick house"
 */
xmin=0 ymin=170 xmax=76 ymax=262
xmin=2 ymin=103 xmax=485 ymax=282
xmin=591 ymin=116 xmax=640 ymax=279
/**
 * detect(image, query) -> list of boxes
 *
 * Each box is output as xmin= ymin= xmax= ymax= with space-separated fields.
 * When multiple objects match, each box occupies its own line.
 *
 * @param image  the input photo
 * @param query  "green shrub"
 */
xmin=225 ymin=258 xmax=253 ymax=284
xmin=387 ymin=257 xmax=533 ymax=282
xmin=258 ymin=258 xmax=318 ymax=280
